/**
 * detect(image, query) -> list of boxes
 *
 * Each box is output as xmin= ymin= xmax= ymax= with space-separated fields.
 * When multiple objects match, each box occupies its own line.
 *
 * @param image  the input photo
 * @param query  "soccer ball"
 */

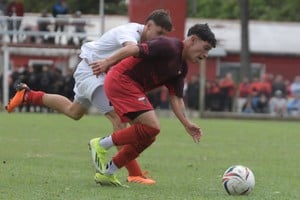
xmin=222 ymin=165 xmax=255 ymax=195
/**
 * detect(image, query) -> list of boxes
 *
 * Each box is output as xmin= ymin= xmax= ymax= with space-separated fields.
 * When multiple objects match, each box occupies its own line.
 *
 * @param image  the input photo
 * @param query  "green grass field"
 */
xmin=1 ymin=112 xmax=300 ymax=200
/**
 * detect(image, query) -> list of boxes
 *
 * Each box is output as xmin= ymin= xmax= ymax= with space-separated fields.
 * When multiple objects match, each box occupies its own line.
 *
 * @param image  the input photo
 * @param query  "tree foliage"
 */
xmin=187 ymin=0 xmax=300 ymax=21
xmin=22 ymin=0 xmax=300 ymax=21
xmin=23 ymin=0 xmax=127 ymax=15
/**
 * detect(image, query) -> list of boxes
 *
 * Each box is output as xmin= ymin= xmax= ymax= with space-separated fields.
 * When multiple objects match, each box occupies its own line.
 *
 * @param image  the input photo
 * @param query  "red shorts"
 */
xmin=104 ymin=71 xmax=153 ymax=122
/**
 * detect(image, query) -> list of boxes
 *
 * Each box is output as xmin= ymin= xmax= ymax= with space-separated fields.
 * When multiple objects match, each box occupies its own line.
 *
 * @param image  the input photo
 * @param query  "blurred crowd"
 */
xmin=0 ymin=0 xmax=87 ymax=46
xmin=1 ymin=65 xmax=300 ymax=117
xmin=148 ymin=73 xmax=300 ymax=117
xmin=0 ymin=65 xmax=75 ymax=112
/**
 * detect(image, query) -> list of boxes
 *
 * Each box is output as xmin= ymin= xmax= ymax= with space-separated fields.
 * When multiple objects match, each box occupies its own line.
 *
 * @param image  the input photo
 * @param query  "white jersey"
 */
xmin=73 ymin=23 xmax=144 ymax=107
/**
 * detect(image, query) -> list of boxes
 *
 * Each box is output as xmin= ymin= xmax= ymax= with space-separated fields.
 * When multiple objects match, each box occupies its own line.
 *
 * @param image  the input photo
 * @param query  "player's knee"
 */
xmin=137 ymin=124 xmax=160 ymax=139
xmin=146 ymin=125 xmax=160 ymax=138
xmin=71 ymin=114 xmax=83 ymax=120
xmin=69 ymin=111 xmax=84 ymax=120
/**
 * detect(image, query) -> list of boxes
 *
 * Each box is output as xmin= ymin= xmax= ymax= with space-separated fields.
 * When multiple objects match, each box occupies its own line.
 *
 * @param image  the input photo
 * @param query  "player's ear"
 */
xmin=146 ymin=20 xmax=155 ymax=29
xmin=191 ymin=35 xmax=200 ymax=44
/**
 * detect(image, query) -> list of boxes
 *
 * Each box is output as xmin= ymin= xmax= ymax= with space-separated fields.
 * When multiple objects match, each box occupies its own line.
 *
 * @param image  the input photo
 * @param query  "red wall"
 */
xmin=10 ymin=55 xmax=68 ymax=68
xmin=128 ymin=0 xmax=186 ymax=39
xmin=222 ymin=53 xmax=300 ymax=81
xmin=187 ymin=59 xmax=218 ymax=81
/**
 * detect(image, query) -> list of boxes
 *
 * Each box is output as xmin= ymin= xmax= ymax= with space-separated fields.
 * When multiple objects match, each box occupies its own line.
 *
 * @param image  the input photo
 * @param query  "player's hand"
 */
xmin=184 ymin=122 xmax=203 ymax=143
xmin=89 ymin=59 xmax=110 ymax=77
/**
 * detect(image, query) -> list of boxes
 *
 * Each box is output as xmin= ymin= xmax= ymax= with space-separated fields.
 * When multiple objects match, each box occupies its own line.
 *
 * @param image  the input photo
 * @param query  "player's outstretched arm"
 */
xmin=89 ymin=43 xmax=139 ymax=76
xmin=169 ymin=95 xmax=203 ymax=143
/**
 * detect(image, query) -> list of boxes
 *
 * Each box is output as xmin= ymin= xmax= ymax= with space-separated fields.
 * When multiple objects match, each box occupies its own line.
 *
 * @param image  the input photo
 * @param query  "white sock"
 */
xmin=99 ymin=136 xmax=114 ymax=150
xmin=105 ymin=160 xmax=119 ymax=175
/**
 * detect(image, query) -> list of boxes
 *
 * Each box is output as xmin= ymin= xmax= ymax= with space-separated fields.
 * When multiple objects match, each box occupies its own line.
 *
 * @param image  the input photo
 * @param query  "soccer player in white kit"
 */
xmin=6 ymin=9 xmax=173 ymax=185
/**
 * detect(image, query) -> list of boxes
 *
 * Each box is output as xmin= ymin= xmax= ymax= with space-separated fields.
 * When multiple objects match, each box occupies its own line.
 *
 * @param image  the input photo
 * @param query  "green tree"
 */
xmin=24 ymin=0 xmax=127 ymax=15
xmin=187 ymin=0 xmax=300 ymax=22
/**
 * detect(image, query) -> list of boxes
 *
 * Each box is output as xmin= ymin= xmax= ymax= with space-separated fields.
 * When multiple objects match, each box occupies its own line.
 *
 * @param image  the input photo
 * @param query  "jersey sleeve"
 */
xmin=116 ymin=27 xmax=139 ymax=46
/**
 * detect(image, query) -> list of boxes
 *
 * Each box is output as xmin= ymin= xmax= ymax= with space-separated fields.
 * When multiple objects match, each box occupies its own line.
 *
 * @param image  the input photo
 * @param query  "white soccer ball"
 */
xmin=222 ymin=165 xmax=255 ymax=195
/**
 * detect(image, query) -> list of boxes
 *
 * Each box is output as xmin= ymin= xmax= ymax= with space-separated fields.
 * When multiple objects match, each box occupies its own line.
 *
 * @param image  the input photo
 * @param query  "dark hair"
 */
xmin=187 ymin=23 xmax=216 ymax=48
xmin=145 ymin=9 xmax=173 ymax=32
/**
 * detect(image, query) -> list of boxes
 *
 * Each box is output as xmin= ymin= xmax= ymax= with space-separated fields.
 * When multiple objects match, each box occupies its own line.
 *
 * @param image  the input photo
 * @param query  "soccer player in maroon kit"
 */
xmin=89 ymin=23 xmax=216 ymax=186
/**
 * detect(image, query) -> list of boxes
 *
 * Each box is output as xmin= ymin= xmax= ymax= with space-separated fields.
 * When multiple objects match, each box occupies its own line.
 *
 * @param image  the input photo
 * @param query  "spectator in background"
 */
xmin=0 ymin=0 xmax=6 ymax=15
xmin=219 ymin=72 xmax=235 ymax=111
xmin=37 ymin=9 xmax=53 ymax=44
xmin=159 ymin=86 xmax=169 ymax=109
xmin=269 ymin=90 xmax=287 ymax=116
xmin=253 ymin=92 xmax=269 ymax=113
xmin=250 ymin=74 xmax=271 ymax=98
xmin=287 ymin=94 xmax=300 ymax=116
xmin=205 ymin=79 xmax=222 ymax=111
xmin=6 ymin=0 xmax=24 ymax=43
xmin=68 ymin=10 xmax=86 ymax=46
xmin=290 ymin=75 xmax=300 ymax=97
xmin=285 ymin=79 xmax=292 ymax=98
xmin=242 ymin=96 xmax=255 ymax=114
xmin=237 ymin=76 xmax=251 ymax=112
xmin=271 ymin=74 xmax=286 ymax=97
xmin=52 ymin=0 xmax=68 ymax=31
xmin=186 ymin=74 xmax=199 ymax=110
xmin=52 ymin=0 xmax=68 ymax=44
xmin=0 ymin=0 xmax=6 ymax=42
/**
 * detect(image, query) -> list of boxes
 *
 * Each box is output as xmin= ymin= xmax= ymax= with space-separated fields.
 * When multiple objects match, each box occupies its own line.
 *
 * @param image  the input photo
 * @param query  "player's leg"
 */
xmin=90 ymin=86 xmax=156 ymax=184
xmin=42 ymin=94 xmax=87 ymax=120
xmin=101 ymin=110 xmax=160 ymax=177
xmin=5 ymin=82 xmax=87 ymax=120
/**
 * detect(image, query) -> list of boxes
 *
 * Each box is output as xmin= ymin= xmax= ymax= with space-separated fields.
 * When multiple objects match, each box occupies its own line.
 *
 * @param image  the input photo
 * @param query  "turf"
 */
xmin=0 ymin=112 xmax=299 ymax=200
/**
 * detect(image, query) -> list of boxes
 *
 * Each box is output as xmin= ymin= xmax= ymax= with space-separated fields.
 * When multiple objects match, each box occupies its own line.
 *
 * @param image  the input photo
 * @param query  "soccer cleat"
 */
xmin=94 ymin=172 xmax=123 ymax=187
xmin=88 ymin=138 xmax=107 ymax=173
xmin=127 ymin=171 xmax=156 ymax=185
xmin=5 ymin=83 xmax=30 ymax=113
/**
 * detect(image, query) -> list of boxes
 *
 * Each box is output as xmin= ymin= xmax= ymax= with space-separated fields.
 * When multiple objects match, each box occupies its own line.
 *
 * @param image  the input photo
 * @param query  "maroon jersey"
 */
xmin=113 ymin=36 xmax=188 ymax=97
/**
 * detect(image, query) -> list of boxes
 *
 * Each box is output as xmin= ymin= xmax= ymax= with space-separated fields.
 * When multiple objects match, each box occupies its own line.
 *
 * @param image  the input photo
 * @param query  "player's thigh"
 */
xmin=91 ymin=86 xmax=114 ymax=115
xmin=133 ymin=110 xmax=160 ymax=129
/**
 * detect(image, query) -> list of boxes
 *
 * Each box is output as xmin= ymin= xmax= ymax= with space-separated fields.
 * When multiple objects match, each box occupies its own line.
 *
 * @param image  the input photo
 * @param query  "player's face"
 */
xmin=187 ymin=36 xmax=212 ymax=63
xmin=144 ymin=20 xmax=169 ymax=41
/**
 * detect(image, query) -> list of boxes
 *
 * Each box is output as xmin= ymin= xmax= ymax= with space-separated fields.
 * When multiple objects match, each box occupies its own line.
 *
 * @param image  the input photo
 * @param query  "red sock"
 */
xmin=112 ymin=124 xmax=160 ymax=146
xmin=113 ymin=145 xmax=139 ymax=169
xmin=25 ymin=90 xmax=45 ymax=106
xmin=111 ymin=124 xmax=160 ymax=169
xmin=124 ymin=159 xmax=143 ymax=176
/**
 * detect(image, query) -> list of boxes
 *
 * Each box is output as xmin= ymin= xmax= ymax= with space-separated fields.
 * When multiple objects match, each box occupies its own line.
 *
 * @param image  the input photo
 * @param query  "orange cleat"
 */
xmin=5 ymin=83 xmax=30 ymax=113
xmin=127 ymin=171 xmax=156 ymax=185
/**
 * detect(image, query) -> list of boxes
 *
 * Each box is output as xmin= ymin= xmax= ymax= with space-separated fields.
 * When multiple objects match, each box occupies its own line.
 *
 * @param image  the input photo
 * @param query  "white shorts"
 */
xmin=73 ymin=60 xmax=113 ymax=114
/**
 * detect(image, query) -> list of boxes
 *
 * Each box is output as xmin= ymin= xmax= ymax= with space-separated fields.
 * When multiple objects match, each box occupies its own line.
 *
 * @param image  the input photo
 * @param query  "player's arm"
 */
xmin=169 ymin=95 xmax=203 ymax=143
xmin=90 ymin=42 xmax=139 ymax=76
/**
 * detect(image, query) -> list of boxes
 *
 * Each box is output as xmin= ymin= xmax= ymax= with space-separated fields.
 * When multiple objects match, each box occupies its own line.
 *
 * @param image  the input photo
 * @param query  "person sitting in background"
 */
xmin=251 ymin=89 xmax=269 ymax=113
xmin=186 ymin=74 xmax=199 ymax=110
xmin=37 ymin=9 xmax=53 ymax=44
xmin=290 ymin=75 xmax=300 ymax=97
xmin=269 ymin=90 xmax=287 ymax=116
xmin=219 ymin=73 xmax=235 ymax=111
xmin=68 ymin=10 xmax=86 ymax=46
xmin=242 ymin=96 xmax=255 ymax=113
xmin=287 ymin=95 xmax=300 ymax=116
xmin=6 ymin=0 xmax=24 ymax=43
xmin=52 ymin=0 xmax=68 ymax=32
xmin=271 ymin=74 xmax=286 ymax=97
xmin=237 ymin=76 xmax=251 ymax=112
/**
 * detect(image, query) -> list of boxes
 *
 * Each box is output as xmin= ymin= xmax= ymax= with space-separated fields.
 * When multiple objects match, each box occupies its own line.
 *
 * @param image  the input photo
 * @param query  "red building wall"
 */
xmin=128 ymin=0 xmax=186 ymax=39
xmin=221 ymin=54 xmax=300 ymax=81
xmin=10 ymin=55 xmax=68 ymax=68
